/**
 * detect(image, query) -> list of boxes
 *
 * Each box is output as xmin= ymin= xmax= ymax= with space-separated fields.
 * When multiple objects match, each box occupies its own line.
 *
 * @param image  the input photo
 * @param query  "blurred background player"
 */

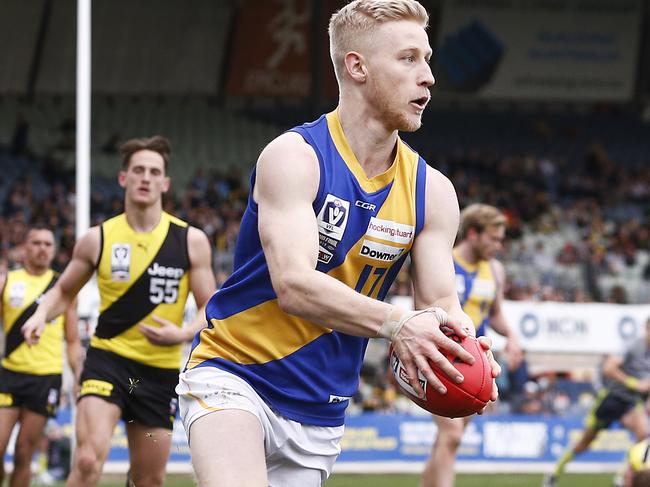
xmin=422 ymin=203 xmax=522 ymax=487
xmin=0 ymin=226 xmax=81 ymax=487
xmin=542 ymin=317 xmax=650 ymax=487
xmin=21 ymin=136 xmax=215 ymax=487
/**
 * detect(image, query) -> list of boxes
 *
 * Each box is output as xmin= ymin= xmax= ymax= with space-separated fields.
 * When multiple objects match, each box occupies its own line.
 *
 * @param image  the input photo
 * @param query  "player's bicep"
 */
xmin=411 ymin=168 xmax=460 ymax=309
xmin=256 ymin=133 xmax=320 ymax=279
xmin=57 ymin=228 xmax=99 ymax=298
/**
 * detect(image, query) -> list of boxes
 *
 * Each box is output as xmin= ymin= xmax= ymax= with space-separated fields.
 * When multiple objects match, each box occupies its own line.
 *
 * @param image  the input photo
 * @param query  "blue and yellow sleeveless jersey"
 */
xmin=453 ymin=250 xmax=496 ymax=337
xmin=188 ymin=110 xmax=428 ymax=426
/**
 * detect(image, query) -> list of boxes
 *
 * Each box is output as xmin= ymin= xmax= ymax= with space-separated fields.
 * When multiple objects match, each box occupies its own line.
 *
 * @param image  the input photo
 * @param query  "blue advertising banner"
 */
xmin=4 ymin=411 xmax=634 ymax=470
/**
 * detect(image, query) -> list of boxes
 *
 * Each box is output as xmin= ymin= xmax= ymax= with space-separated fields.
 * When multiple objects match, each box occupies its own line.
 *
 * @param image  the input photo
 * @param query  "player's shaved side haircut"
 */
xmin=458 ymin=204 xmax=507 ymax=240
xmin=328 ymin=0 xmax=429 ymax=83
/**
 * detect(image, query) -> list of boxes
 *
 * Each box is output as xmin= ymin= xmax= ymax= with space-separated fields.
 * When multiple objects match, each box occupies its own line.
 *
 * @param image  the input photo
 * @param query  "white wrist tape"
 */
xmin=377 ymin=306 xmax=449 ymax=341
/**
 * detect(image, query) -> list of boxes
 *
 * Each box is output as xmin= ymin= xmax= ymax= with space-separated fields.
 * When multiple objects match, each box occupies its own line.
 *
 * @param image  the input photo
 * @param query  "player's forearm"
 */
xmin=183 ymin=305 xmax=208 ymax=342
xmin=37 ymin=286 xmax=73 ymax=322
xmin=66 ymin=340 xmax=83 ymax=379
xmin=489 ymin=312 xmax=516 ymax=339
xmin=273 ymin=268 xmax=393 ymax=338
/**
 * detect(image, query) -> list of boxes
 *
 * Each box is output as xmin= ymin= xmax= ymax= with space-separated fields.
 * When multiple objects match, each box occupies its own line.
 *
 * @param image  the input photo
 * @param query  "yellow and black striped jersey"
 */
xmin=2 ymin=268 xmax=63 ymax=375
xmin=91 ymin=212 xmax=191 ymax=369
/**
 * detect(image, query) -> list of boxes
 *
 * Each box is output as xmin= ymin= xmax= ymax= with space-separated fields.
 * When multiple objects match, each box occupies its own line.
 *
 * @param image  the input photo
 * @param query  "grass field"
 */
xmin=40 ymin=473 xmax=615 ymax=486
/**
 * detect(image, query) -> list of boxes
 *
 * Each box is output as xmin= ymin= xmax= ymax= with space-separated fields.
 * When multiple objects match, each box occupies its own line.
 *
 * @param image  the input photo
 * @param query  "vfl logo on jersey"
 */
xmin=111 ymin=243 xmax=131 ymax=281
xmin=8 ymin=282 xmax=26 ymax=308
xmin=317 ymin=194 xmax=350 ymax=241
xmin=366 ymin=218 xmax=414 ymax=245
xmin=360 ymin=240 xmax=405 ymax=262
xmin=317 ymin=195 xmax=350 ymax=264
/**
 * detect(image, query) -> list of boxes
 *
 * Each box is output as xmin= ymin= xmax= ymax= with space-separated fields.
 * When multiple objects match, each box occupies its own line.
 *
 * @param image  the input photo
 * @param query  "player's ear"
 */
xmin=118 ymin=170 xmax=127 ymax=188
xmin=161 ymin=176 xmax=171 ymax=194
xmin=344 ymin=51 xmax=367 ymax=83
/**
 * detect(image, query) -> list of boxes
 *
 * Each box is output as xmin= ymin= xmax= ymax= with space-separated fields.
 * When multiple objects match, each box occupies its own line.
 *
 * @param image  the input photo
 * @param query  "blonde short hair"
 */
xmin=458 ymin=204 xmax=507 ymax=240
xmin=328 ymin=0 xmax=429 ymax=83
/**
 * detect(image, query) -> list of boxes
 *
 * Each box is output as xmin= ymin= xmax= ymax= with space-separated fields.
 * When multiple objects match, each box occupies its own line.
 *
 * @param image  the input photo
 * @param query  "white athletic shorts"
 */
xmin=177 ymin=366 xmax=344 ymax=487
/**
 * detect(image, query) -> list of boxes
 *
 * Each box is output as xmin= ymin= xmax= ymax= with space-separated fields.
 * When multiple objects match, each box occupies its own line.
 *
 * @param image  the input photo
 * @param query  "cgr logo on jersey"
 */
xmin=355 ymin=200 xmax=376 ymax=212
xmin=360 ymin=240 xmax=405 ymax=262
xmin=111 ymin=243 xmax=131 ymax=281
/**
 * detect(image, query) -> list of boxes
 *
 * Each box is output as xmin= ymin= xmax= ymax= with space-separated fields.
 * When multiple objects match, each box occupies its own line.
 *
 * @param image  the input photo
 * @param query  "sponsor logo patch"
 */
xmin=360 ymin=240 xmax=405 ymax=262
xmin=355 ymin=200 xmax=376 ymax=212
xmin=8 ymin=282 xmax=26 ymax=308
xmin=317 ymin=194 xmax=350 ymax=263
xmin=328 ymin=394 xmax=351 ymax=404
xmin=317 ymin=194 xmax=350 ymax=241
xmin=148 ymin=262 xmax=184 ymax=279
xmin=111 ymin=243 xmax=131 ymax=281
xmin=80 ymin=379 xmax=114 ymax=397
xmin=366 ymin=218 xmax=414 ymax=245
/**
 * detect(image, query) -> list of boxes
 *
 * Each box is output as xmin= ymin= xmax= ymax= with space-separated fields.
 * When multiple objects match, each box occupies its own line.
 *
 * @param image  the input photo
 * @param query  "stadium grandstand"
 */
xmin=1 ymin=0 xmax=650 ymax=486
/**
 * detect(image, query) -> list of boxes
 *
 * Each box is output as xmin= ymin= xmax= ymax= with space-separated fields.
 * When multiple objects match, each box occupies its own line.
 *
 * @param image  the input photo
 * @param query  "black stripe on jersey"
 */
xmin=94 ymin=222 xmax=189 ymax=339
xmin=4 ymin=274 xmax=58 ymax=358
xmin=644 ymin=443 xmax=650 ymax=463
xmin=95 ymin=225 xmax=104 ymax=269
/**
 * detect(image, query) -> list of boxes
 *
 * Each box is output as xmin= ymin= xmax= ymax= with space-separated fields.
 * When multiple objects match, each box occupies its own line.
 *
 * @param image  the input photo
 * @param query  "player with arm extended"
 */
xmin=542 ymin=317 xmax=650 ymax=487
xmin=176 ymin=2 xmax=499 ymax=486
xmin=0 ymin=226 xmax=81 ymax=487
xmin=21 ymin=136 xmax=216 ymax=487
xmin=421 ymin=203 xmax=522 ymax=487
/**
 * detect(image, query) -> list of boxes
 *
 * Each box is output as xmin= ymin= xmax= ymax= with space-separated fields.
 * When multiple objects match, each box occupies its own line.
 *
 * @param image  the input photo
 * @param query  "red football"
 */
xmin=389 ymin=335 xmax=493 ymax=418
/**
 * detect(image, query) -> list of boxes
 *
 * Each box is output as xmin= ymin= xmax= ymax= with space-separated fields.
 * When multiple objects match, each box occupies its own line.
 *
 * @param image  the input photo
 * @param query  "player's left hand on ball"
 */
xmin=477 ymin=336 xmax=500 ymax=403
xmin=139 ymin=315 xmax=186 ymax=346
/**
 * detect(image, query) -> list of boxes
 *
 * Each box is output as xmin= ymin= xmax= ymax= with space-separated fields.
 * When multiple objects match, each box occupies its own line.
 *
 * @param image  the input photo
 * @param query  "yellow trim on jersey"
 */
xmin=326 ymin=110 xmax=400 ymax=193
xmin=454 ymin=250 xmax=495 ymax=330
xmin=2 ymin=268 xmax=64 ymax=375
xmin=189 ymin=299 xmax=330 ymax=366
xmin=92 ymin=212 xmax=190 ymax=368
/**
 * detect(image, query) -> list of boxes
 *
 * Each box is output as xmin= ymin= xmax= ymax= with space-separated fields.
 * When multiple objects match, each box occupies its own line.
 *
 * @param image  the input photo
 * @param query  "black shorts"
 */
xmin=0 ymin=367 xmax=62 ymax=417
xmin=588 ymin=389 xmax=640 ymax=430
xmin=79 ymin=347 xmax=179 ymax=430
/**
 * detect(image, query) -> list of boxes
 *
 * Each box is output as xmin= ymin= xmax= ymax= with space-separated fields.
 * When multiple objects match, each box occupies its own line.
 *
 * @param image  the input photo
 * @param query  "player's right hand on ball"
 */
xmin=21 ymin=311 xmax=47 ymax=346
xmin=391 ymin=309 xmax=475 ymax=399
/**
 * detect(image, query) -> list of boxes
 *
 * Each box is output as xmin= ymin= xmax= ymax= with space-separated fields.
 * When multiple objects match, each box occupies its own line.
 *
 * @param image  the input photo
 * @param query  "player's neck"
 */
xmin=124 ymin=201 xmax=163 ymax=233
xmin=337 ymin=103 xmax=398 ymax=179
xmin=24 ymin=263 xmax=49 ymax=276
xmin=455 ymin=242 xmax=480 ymax=265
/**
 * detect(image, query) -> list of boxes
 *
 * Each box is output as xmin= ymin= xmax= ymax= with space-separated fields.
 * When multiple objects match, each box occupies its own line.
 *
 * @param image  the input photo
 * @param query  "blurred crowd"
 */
xmin=1 ymin=119 xmax=649 ymax=418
